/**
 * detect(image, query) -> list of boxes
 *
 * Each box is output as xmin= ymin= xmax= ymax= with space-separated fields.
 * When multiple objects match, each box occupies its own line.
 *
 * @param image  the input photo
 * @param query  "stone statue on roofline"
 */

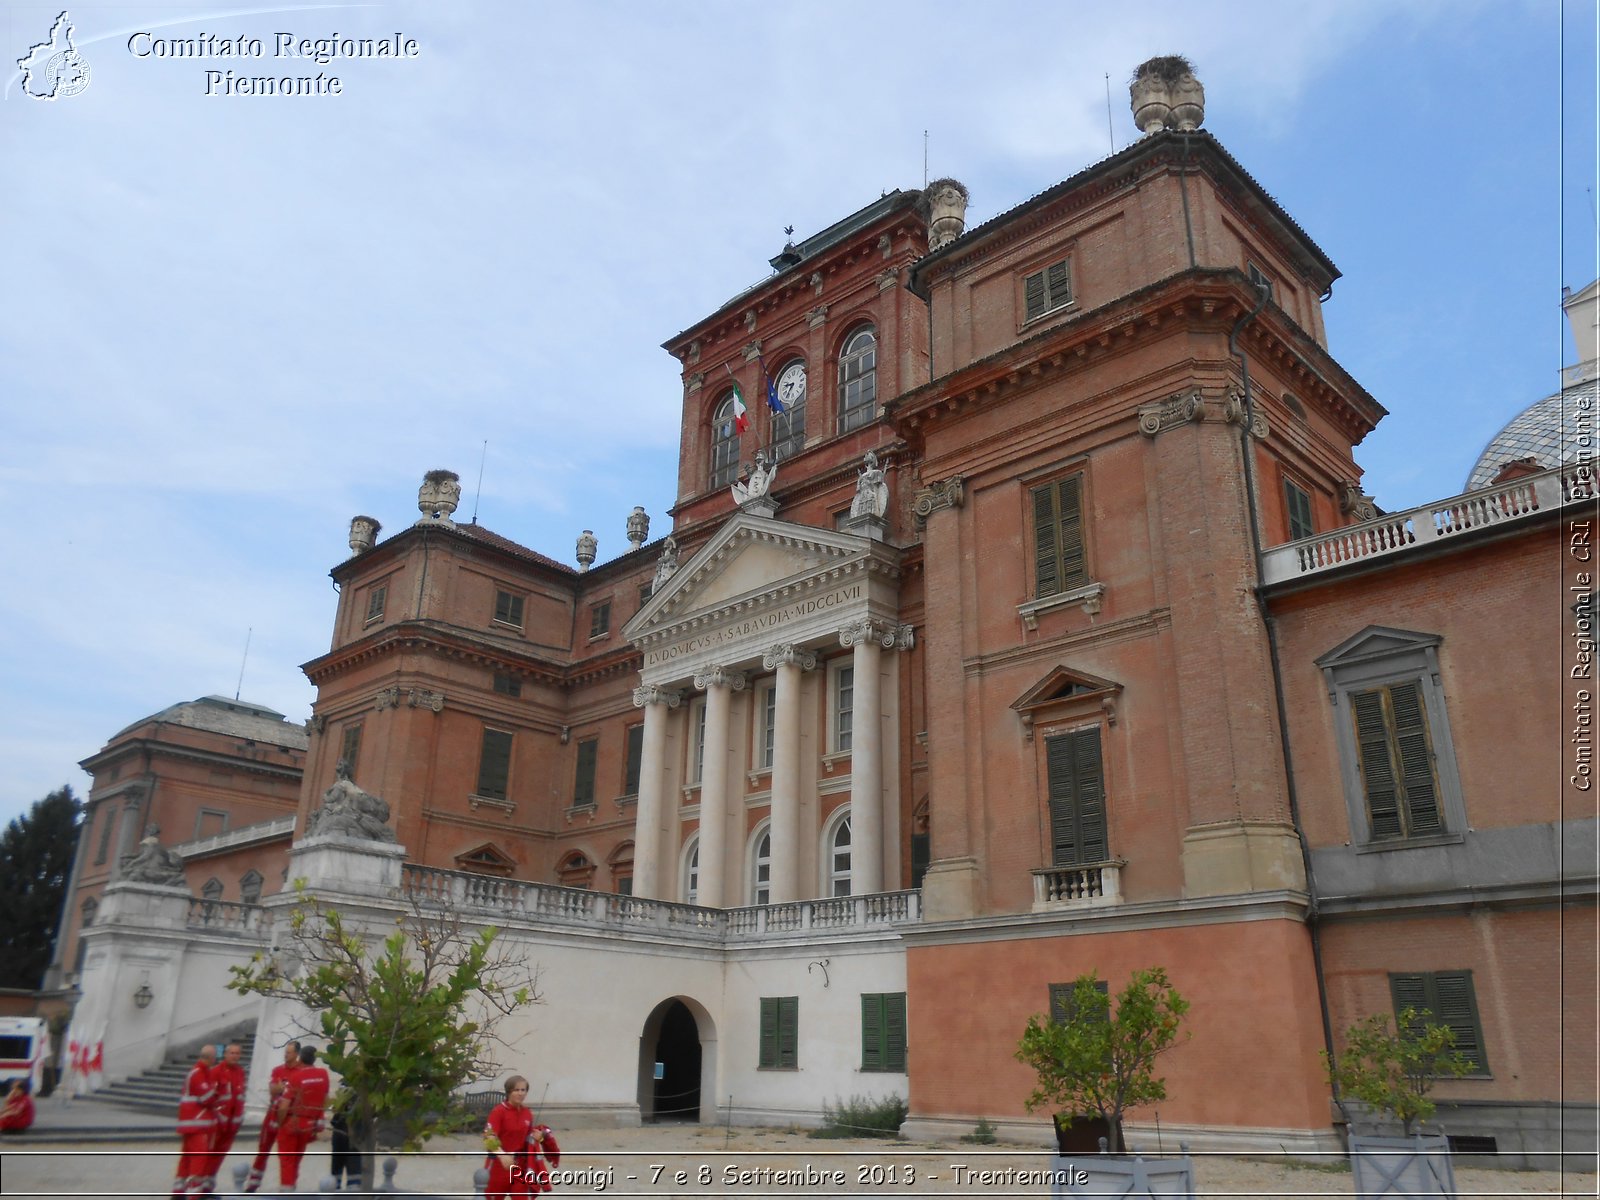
xmin=304 ymin=759 xmax=397 ymax=843
xmin=850 ymin=451 xmax=890 ymax=520
xmin=121 ymin=825 xmax=187 ymax=887
xmin=731 ymin=450 xmax=777 ymax=507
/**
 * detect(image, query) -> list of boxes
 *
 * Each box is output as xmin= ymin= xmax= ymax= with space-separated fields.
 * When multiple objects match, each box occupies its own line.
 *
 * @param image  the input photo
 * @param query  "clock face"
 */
xmin=777 ymin=362 xmax=807 ymax=406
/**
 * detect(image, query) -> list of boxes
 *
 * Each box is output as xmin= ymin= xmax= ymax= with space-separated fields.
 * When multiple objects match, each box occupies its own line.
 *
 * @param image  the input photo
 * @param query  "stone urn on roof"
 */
xmin=1130 ymin=55 xmax=1205 ymax=134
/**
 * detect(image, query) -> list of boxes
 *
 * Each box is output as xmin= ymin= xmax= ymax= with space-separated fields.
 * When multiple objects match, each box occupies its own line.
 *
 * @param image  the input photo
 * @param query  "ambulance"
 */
xmin=0 ymin=1017 xmax=50 ymax=1092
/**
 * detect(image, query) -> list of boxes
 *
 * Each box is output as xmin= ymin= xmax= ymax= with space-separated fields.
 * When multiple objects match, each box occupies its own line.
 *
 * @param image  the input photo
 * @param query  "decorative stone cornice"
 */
xmin=632 ymin=685 xmax=683 ymax=709
xmin=1138 ymin=390 xmax=1204 ymax=437
xmin=693 ymin=666 xmax=748 ymax=691
xmin=762 ymin=644 xmax=818 ymax=671
xmin=913 ymin=476 xmax=965 ymax=526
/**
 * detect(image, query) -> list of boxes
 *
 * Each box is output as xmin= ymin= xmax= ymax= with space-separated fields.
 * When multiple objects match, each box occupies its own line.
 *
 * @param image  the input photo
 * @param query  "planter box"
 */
xmin=1348 ymin=1133 xmax=1457 ymax=1197
xmin=1049 ymin=1151 xmax=1195 ymax=1198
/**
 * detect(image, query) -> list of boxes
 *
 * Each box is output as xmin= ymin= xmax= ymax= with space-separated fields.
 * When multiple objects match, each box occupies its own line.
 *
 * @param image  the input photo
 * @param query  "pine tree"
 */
xmin=0 ymin=787 xmax=83 ymax=988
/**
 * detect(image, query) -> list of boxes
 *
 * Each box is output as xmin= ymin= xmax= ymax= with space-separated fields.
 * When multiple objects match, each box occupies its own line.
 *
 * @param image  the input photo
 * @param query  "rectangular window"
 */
xmin=759 ymin=996 xmax=799 ymax=1070
xmin=1351 ymin=681 xmax=1442 ymax=840
xmin=1024 ymin=259 xmax=1072 ymax=322
xmin=339 ymin=723 xmax=363 ymax=777
xmin=572 ymin=737 xmax=599 ymax=808
xmin=493 ymin=672 xmax=522 ymax=698
xmin=1390 ymin=971 xmax=1488 ymax=1074
xmin=861 ymin=992 xmax=908 ymax=1072
xmin=834 ymin=666 xmax=854 ymax=752
xmin=493 ymin=590 xmax=525 ymax=628
xmin=94 ymin=807 xmax=114 ymax=865
xmin=589 ymin=601 xmax=611 ymax=639
xmin=757 ymin=685 xmax=777 ymax=769
xmin=1048 ymin=979 xmax=1110 ymax=1024
xmin=476 ymin=728 xmax=513 ymax=800
xmin=364 ymin=584 xmax=387 ymax=624
xmin=194 ymin=810 xmax=227 ymax=840
xmin=1284 ymin=477 xmax=1315 ymax=541
xmin=1045 ymin=727 xmax=1108 ymax=866
xmin=638 ymin=582 xmax=653 ymax=610
xmin=1032 ymin=475 xmax=1088 ymax=598
xmin=624 ymin=724 xmax=645 ymax=796
xmin=1247 ymin=261 xmax=1275 ymax=300
xmin=690 ymin=700 xmax=707 ymax=784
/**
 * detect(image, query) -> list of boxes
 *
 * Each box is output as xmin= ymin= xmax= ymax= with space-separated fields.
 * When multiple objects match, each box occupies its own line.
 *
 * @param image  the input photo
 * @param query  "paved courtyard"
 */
xmin=1 ymin=1122 xmax=1593 ymax=1198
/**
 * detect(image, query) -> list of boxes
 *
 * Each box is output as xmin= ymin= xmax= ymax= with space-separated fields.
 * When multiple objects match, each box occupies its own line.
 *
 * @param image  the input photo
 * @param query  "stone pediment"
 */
xmin=624 ymin=512 xmax=901 ymax=683
xmin=1314 ymin=626 xmax=1441 ymax=669
xmin=1011 ymin=666 xmax=1122 ymax=741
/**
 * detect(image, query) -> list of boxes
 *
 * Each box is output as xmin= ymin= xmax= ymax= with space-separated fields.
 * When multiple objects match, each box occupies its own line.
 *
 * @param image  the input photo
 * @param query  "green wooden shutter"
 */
xmin=861 ymin=994 xmax=882 ymax=1072
xmin=477 ymin=729 xmax=513 ymax=800
xmin=884 ymin=993 xmax=907 ymax=1072
xmin=759 ymin=997 xmax=778 ymax=1069
xmin=1046 ymin=728 xmax=1107 ymax=867
xmin=1025 ymin=270 xmax=1046 ymax=320
xmin=778 ymin=997 xmax=798 ymax=1069
xmin=1046 ymin=735 xmax=1079 ymax=864
xmin=1388 ymin=681 xmax=1441 ymax=834
xmin=1033 ymin=483 xmax=1060 ymax=596
xmin=1046 ymin=260 xmax=1071 ymax=308
xmin=1433 ymin=971 xmax=1486 ymax=1071
xmin=1352 ymin=690 xmax=1403 ymax=838
xmin=573 ymin=739 xmax=598 ymax=807
xmin=1057 ymin=476 xmax=1086 ymax=587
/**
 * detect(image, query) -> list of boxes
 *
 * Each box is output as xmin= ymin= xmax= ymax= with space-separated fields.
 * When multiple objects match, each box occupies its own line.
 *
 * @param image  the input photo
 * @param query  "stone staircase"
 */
xmin=94 ymin=1025 xmax=257 ymax=1116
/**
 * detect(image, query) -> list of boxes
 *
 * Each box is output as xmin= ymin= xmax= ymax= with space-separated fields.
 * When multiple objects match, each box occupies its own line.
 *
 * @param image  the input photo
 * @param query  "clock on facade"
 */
xmin=776 ymin=361 xmax=807 ymax=408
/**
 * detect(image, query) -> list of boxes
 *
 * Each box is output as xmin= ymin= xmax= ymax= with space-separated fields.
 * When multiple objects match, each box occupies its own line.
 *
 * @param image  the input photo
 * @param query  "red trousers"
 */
xmin=277 ymin=1127 xmax=313 ymax=1189
xmin=486 ymin=1154 xmax=534 ymax=1199
xmin=243 ymin=1117 xmax=279 ymax=1191
xmin=171 ymin=1130 xmax=213 ymax=1196
xmin=197 ymin=1127 xmax=238 ymax=1195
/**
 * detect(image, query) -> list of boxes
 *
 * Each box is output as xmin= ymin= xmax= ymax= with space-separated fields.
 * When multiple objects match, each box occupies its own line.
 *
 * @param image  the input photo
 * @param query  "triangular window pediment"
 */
xmin=1315 ymin=626 xmax=1441 ymax=670
xmin=1011 ymin=666 xmax=1121 ymax=741
xmin=455 ymin=841 xmax=516 ymax=876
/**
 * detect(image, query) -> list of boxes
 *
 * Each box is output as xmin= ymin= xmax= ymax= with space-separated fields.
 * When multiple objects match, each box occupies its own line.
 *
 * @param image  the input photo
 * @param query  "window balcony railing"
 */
xmin=1031 ymin=860 xmax=1125 ymax=911
xmin=1260 ymin=461 xmax=1595 ymax=587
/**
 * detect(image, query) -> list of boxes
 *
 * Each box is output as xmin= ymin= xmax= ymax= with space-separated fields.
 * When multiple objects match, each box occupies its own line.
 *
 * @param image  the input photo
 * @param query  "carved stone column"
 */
xmin=763 ymin=644 xmax=816 ymax=903
xmin=692 ymin=666 xmax=746 ymax=908
xmin=631 ymin=685 xmax=681 ymax=900
xmin=840 ymin=620 xmax=911 ymax=894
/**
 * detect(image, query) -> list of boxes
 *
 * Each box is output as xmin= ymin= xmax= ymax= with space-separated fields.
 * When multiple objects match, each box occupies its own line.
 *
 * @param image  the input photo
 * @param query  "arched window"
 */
xmin=824 ymin=809 xmax=852 ymax=897
xmin=710 ymin=391 xmax=742 ymax=489
xmin=202 ymin=877 xmax=223 ymax=901
xmin=682 ymin=837 xmax=701 ymax=906
xmin=837 ymin=326 xmax=877 ymax=433
xmin=750 ymin=825 xmax=772 ymax=906
xmin=558 ymin=851 xmax=595 ymax=890
xmin=771 ymin=359 xmax=808 ymax=461
xmin=240 ymin=870 xmax=263 ymax=906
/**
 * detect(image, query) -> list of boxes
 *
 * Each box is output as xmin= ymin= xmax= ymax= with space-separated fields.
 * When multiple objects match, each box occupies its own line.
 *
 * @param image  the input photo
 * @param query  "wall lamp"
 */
xmin=133 ymin=981 xmax=154 ymax=1010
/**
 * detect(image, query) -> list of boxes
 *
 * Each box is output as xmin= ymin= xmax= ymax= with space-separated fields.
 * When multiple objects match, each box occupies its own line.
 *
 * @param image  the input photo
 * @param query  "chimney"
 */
xmin=576 ymin=529 xmax=597 ymax=572
xmin=348 ymin=515 xmax=381 ymax=555
xmin=1130 ymin=56 xmax=1204 ymax=134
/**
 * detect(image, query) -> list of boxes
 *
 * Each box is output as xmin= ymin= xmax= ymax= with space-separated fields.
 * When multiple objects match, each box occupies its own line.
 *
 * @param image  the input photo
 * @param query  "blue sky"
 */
xmin=2 ymin=1 xmax=1595 ymax=826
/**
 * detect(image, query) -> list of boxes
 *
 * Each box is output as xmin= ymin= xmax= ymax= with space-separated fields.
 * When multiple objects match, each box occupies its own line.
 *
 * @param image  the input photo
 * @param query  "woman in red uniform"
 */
xmin=484 ymin=1076 xmax=559 ymax=1197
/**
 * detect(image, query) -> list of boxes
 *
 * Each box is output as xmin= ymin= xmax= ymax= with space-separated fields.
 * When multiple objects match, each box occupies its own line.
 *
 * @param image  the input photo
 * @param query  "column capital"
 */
xmin=912 ymin=475 xmax=965 ymax=527
xmin=693 ymin=666 xmax=748 ymax=692
xmin=633 ymin=685 xmax=683 ymax=709
xmin=840 ymin=619 xmax=914 ymax=650
xmin=762 ymin=644 xmax=818 ymax=671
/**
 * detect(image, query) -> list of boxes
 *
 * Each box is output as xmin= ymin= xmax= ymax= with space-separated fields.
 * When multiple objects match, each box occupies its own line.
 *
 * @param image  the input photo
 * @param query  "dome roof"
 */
xmin=1466 ymin=378 xmax=1598 ymax=491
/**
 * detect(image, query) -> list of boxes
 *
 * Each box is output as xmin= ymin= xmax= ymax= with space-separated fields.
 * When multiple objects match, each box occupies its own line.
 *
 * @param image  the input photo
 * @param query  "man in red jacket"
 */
xmin=275 ymin=1044 xmax=331 ymax=1192
xmin=171 ymin=1043 xmax=218 ymax=1198
xmin=243 ymin=1040 xmax=299 ymax=1193
xmin=196 ymin=1041 xmax=246 ymax=1199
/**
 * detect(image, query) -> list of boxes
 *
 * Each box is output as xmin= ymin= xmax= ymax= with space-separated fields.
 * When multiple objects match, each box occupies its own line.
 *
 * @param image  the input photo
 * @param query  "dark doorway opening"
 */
xmin=652 ymin=999 xmax=701 ymax=1122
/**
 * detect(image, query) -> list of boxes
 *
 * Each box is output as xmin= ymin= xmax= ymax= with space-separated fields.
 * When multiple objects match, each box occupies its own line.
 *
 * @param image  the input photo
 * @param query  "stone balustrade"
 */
xmin=186 ymin=898 xmax=272 ymax=934
xmin=1031 ymin=861 xmax=1124 ymax=910
xmin=401 ymin=864 xmax=920 ymax=943
xmin=1260 ymin=461 xmax=1595 ymax=587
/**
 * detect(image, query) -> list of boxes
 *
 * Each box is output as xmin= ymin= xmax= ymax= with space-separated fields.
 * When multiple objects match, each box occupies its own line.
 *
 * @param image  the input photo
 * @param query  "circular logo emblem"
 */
xmin=46 ymin=50 xmax=90 ymax=98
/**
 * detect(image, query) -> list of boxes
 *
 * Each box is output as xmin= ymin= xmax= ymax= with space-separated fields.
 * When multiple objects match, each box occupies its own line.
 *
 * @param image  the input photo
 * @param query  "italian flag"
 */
xmin=730 ymin=381 xmax=750 ymax=433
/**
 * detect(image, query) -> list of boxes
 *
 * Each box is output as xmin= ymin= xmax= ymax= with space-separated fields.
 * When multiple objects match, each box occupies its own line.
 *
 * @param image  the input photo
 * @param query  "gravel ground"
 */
xmin=1 ymin=1122 xmax=1592 ymax=1197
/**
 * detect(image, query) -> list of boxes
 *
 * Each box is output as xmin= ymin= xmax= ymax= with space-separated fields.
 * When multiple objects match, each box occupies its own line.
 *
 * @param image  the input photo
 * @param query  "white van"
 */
xmin=0 ymin=1017 xmax=50 ymax=1092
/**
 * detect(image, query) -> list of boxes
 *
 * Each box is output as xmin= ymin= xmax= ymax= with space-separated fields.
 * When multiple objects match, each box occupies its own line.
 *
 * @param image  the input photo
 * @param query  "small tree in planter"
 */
xmin=1325 ymin=1007 xmax=1474 ymax=1196
xmin=1015 ymin=967 xmax=1190 ymax=1155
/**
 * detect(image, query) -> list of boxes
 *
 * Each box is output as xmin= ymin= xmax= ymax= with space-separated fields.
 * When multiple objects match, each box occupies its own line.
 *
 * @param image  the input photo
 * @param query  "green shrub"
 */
xmin=809 ymin=1094 xmax=907 ymax=1139
xmin=961 ymin=1117 xmax=999 ymax=1145
xmin=1324 ymin=1007 xmax=1474 ymax=1135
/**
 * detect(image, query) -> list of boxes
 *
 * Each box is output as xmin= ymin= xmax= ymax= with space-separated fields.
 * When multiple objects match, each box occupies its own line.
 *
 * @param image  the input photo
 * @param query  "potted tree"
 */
xmin=1324 ymin=1006 xmax=1475 ymax=1197
xmin=1015 ymin=967 xmax=1194 ymax=1197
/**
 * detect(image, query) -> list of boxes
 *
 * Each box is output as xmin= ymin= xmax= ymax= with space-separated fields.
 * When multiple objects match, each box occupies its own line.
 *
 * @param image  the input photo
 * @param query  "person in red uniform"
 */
xmin=275 ymin=1044 xmax=331 ymax=1193
xmin=0 ymin=1080 xmax=34 ymax=1133
xmin=196 ymin=1041 xmax=246 ymax=1199
xmin=243 ymin=1040 xmax=299 ymax=1193
xmin=484 ymin=1075 xmax=560 ymax=1198
xmin=171 ymin=1043 xmax=218 ymax=1198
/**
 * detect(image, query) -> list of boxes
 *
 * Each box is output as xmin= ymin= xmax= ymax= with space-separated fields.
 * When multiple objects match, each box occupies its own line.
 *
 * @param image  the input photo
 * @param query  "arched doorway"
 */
xmin=638 ymin=997 xmax=711 ymax=1124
